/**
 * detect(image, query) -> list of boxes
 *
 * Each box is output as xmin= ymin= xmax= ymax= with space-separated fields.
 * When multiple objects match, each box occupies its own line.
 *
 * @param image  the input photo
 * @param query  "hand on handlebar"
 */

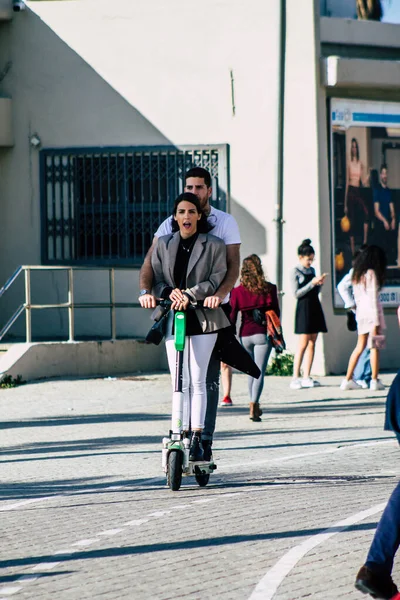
xmin=203 ymin=295 xmax=222 ymax=309
xmin=139 ymin=294 xmax=157 ymax=309
xmin=169 ymin=288 xmax=189 ymax=311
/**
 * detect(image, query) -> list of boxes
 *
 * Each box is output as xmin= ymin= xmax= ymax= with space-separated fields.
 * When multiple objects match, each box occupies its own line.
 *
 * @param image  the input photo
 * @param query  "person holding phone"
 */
xmin=290 ymin=239 xmax=328 ymax=389
xmin=340 ymin=245 xmax=387 ymax=391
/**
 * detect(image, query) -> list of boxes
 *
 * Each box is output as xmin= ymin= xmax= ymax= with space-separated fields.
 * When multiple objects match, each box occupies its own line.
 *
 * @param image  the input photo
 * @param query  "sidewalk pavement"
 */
xmin=1 ymin=371 xmax=399 ymax=600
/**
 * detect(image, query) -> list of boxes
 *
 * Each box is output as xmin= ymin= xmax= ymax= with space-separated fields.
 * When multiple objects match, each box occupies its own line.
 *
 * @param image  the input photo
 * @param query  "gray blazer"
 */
xmin=151 ymin=232 xmax=231 ymax=333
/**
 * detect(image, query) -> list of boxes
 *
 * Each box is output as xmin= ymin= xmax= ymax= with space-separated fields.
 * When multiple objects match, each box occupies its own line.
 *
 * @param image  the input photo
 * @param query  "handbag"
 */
xmin=347 ymin=310 xmax=357 ymax=332
xmin=145 ymin=307 xmax=170 ymax=345
xmin=252 ymin=308 xmax=266 ymax=327
xmin=368 ymin=334 xmax=386 ymax=350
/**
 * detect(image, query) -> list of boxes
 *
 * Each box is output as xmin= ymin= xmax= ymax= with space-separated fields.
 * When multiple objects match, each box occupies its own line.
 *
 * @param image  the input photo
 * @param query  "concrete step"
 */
xmin=0 ymin=339 xmax=169 ymax=381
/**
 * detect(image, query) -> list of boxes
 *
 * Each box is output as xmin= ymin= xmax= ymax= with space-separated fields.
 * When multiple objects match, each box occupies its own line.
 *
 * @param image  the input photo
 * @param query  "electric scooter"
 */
xmin=161 ymin=308 xmax=217 ymax=491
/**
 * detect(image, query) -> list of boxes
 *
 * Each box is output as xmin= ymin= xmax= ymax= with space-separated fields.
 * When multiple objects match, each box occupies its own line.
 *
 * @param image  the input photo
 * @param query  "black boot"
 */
xmin=202 ymin=439 xmax=213 ymax=462
xmin=190 ymin=433 xmax=204 ymax=461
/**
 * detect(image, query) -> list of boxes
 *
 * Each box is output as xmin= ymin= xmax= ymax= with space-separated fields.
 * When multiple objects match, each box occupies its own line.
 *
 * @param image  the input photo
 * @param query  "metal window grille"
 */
xmin=40 ymin=145 xmax=229 ymax=266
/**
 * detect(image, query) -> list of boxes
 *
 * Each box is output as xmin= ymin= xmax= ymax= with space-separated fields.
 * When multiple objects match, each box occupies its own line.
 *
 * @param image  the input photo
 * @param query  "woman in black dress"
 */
xmin=290 ymin=239 xmax=327 ymax=389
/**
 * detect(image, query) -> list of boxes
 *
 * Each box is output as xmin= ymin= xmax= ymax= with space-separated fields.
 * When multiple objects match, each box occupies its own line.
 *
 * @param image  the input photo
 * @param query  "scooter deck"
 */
xmin=183 ymin=461 xmax=217 ymax=477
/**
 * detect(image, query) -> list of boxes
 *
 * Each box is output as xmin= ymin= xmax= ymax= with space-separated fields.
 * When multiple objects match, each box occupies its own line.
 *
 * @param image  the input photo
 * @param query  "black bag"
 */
xmin=145 ymin=307 xmax=170 ymax=345
xmin=215 ymin=328 xmax=261 ymax=379
xmin=252 ymin=308 xmax=266 ymax=327
xmin=347 ymin=310 xmax=357 ymax=332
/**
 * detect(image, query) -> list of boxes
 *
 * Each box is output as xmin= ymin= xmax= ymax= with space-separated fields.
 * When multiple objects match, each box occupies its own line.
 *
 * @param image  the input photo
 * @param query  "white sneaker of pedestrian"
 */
xmin=340 ymin=378 xmax=361 ymax=391
xmin=301 ymin=377 xmax=320 ymax=388
xmin=370 ymin=379 xmax=385 ymax=391
xmin=355 ymin=379 xmax=369 ymax=390
xmin=290 ymin=378 xmax=302 ymax=390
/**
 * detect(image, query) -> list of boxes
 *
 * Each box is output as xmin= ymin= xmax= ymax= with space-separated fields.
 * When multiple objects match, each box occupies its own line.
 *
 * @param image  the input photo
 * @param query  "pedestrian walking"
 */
xmin=220 ymin=362 xmax=234 ymax=406
xmin=290 ymin=239 xmax=327 ymax=390
xmin=337 ymin=247 xmax=372 ymax=389
xmin=340 ymin=245 xmax=387 ymax=391
xmin=139 ymin=167 xmax=241 ymax=461
xmin=230 ymin=254 xmax=280 ymax=421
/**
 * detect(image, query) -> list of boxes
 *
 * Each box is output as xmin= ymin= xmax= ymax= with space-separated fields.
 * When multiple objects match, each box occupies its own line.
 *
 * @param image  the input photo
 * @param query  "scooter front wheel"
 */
xmin=167 ymin=450 xmax=183 ymax=491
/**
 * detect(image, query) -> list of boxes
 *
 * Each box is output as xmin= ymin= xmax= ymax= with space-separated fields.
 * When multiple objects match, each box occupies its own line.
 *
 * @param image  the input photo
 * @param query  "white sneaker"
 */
xmin=301 ymin=377 xmax=320 ymax=388
xmin=290 ymin=378 xmax=302 ymax=390
xmin=355 ymin=379 xmax=369 ymax=390
xmin=340 ymin=379 xmax=361 ymax=391
xmin=370 ymin=379 xmax=385 ymax=391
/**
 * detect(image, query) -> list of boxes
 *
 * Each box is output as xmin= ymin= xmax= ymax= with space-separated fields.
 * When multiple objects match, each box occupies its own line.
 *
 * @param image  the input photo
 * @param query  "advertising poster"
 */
xmin=331 ymin=98 xmax=400 ymax=308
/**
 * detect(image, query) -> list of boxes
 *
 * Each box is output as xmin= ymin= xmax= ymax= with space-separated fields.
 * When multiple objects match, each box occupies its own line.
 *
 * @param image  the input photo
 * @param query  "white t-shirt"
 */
xmin=154 ymin=206 xmax=241 ymax=245
xmin=154 ymin=206 xmax=241 ymax=303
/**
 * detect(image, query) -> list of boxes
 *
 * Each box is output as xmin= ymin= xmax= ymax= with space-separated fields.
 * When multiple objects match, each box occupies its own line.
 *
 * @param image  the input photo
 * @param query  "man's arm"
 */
xmin=204 ymin=244 xmax=240 ymax=308
xmin=390 ymin=201 xmax=396 ymax=230
xmin=217 ymin=243 xmax=240 ymax=297
xmin=337 ymin=271 xmax=354 ymax=309
xmin=374 ymin=202 xmax=390 ymax=229
xmin=138 ymin=237 xmax=158 ymax=308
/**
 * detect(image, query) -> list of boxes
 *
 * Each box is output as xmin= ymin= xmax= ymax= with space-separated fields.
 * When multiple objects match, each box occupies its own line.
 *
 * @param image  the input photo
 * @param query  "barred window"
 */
xmin=41 ymin=145 xmax=229 ymax=266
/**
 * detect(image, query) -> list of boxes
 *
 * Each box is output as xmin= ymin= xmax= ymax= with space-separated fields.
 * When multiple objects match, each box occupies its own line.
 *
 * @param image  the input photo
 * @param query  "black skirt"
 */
xmin=295 ymin=292 xmax=327 ymax=334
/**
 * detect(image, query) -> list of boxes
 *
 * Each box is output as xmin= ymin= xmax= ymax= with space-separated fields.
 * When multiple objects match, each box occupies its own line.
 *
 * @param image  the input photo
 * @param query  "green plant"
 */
xmin=267 ymin=352 xmax=294 ymax=376
xmin=0 ymin=375 xmax=26 ymax=388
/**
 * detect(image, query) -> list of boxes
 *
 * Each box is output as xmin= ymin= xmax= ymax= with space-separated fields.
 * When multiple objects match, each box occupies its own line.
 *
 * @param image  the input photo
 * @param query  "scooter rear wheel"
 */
xmin=195 ymin=473 xmax=210 ymax=487
xmin=167 ymin=450 xmax=183 ymax=491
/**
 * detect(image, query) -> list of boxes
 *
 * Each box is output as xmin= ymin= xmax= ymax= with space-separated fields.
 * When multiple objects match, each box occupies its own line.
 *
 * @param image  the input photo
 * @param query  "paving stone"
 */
xmin=1 ymin=373 xmax=399 ymax=599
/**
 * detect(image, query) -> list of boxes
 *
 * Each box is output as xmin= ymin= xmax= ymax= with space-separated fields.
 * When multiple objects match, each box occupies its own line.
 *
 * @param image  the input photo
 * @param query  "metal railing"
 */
xmin=0 ymin=266 xmax=140 ymax=343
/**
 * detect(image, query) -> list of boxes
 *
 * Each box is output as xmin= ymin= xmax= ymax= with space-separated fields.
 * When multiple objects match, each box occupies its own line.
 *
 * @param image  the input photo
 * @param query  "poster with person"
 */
xmin=331 ymin=98 xmax=400 ymax=308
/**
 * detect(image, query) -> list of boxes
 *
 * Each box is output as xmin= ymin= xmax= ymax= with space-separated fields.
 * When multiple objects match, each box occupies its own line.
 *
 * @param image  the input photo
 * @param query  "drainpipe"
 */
xmin=275 ymin=0 xmax=286 ymax=300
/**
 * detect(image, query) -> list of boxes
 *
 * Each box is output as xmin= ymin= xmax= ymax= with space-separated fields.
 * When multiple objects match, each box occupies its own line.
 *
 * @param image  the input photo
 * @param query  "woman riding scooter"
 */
xmin=147 ymin=192 xmax=231 ymax=461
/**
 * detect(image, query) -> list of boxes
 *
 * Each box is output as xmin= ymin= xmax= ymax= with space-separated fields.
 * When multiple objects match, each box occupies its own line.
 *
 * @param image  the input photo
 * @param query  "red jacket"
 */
xmin=230 ymin=284 xmax=280 ymax=338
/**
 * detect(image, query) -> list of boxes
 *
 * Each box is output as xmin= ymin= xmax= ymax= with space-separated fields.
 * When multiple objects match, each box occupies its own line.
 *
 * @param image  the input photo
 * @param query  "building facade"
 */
xmin=0 ymin=0 xmax=398 ymax=373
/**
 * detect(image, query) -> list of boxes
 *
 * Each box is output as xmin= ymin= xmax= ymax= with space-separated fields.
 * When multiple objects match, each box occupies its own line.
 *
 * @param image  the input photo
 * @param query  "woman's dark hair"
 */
xmin=170 ymin=192 xmax=213 ymax=233
xmin=350 ymin=137 xmax=360 ymax=161
xmin=297 ymin=238 xmax=315 ymax=257
xmin=352 ymin=244 xmax=387 ymax=289
xmin=240 ymin=254 xmax=270 ymax=294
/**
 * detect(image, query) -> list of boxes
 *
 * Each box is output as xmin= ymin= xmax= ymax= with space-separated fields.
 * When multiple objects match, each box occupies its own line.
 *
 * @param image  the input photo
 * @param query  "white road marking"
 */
xmin=1 ymin=440 xmax=392 ymax=514
xmin=248 ymin=502 xmax=387 ymax=600
xmin=123 ymin=518 xmax=149 ymax=526
xmin=147 ymin=510 xmax=171 ymax=517
xmin=98 ymin=529 xmax=123 ymax=536
xmin=1 ymin=438 xmax=394 ymax=599
xmin=0 ymin=497 xmax=58 ymax=512
xmin=32 ymin=562 xmax=60 ymax=571
xmin=224 ymin=439 xmax=395 ymax=471
xmin=15 ymin=576 xmax=38 ymax=584
xmin=71 ymin=539 xmax=98 ymax=547
xmin=0 ymin=587 xmax=22 ymax=596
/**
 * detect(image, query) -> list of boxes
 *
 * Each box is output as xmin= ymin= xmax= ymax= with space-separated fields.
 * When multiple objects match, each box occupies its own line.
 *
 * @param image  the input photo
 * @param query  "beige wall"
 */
xmin=0 ymin=0 xmax=398 ymax=372
xmin=0 ymin=0 xmax=281 ymax=342
xmin=281 ymin=0 xmax=330 ymax=374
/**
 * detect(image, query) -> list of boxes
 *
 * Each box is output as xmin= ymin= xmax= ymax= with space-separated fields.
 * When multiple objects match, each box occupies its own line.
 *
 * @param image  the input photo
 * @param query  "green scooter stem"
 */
xmin=174 ymin=311 xmax=186 ymax=394
xmin=174 ymin=311 xmax=186 ymax=352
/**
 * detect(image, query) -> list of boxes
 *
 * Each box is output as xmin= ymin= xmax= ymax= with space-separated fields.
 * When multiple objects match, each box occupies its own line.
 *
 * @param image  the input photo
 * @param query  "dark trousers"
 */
xmin=202 ymin=302 xmax=232 ymax=441
xmin=354 ymin=347 xmax=372 ymax=383
xmin=366 ymin=480 xmax=400 ymax=574
xmin=202 ymin=346 xmax=220 ymax=441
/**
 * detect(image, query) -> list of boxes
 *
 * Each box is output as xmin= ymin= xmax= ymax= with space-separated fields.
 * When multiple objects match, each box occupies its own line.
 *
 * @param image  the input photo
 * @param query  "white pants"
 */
xmin=165 ymin=333 xmax=217 ymax=431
